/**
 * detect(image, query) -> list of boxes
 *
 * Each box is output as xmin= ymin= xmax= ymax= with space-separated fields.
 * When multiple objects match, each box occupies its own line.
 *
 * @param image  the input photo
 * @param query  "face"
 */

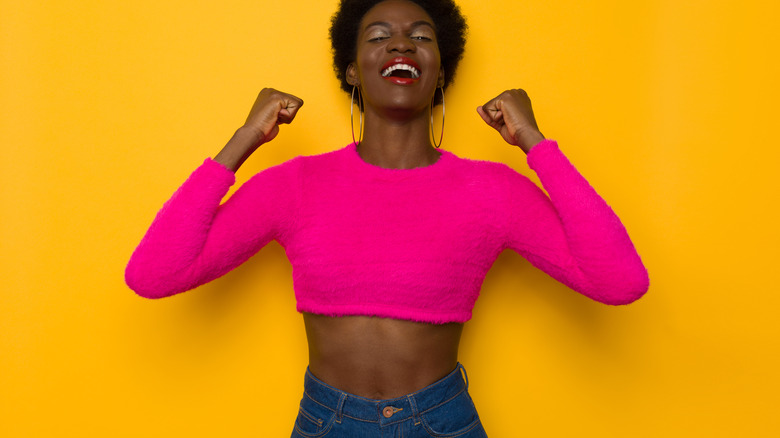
xmin=347 ymin=0 xmax=444 ymax=115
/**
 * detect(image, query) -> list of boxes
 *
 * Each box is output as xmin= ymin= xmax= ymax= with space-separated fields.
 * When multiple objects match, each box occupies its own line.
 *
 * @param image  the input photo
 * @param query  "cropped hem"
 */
xmin=296 ymin=301 xmax=471 ymax=324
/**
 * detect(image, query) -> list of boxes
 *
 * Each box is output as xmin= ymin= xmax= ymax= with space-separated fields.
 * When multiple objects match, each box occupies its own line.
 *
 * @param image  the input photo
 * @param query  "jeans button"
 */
xmin=382 ymin=406 xmax=394 ymax=418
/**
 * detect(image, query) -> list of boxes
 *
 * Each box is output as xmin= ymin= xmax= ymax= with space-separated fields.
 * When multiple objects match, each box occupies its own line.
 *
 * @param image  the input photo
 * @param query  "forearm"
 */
xmin=522 ymin=141 xmax=648 ymax=303
xmin=125 ymin=159 xmax=236 ymax=297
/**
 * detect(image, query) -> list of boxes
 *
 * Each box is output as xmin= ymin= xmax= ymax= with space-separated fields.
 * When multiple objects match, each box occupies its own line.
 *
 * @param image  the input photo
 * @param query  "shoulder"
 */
xmin=444 ymin=152 xmax=550 ymax=211
xmin=446 ymin=151 xmax=534 ymax=186
xmin=284 ymin=144 xmax=354 ymax=175
xmin=245 ymin=145 xmax=349 ymax=179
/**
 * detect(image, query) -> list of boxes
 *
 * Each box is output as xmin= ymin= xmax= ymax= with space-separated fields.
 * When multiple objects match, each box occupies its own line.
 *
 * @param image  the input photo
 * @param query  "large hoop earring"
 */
xmin=430 ymin=86 xmax=445 ymax=149
xmin=351 ymin=85 xmax=363 ymax=146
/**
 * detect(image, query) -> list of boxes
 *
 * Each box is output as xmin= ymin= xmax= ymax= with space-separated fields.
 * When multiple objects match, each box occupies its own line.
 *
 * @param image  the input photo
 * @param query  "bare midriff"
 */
xmin=303 ymin=313 xmax=464 ymax=400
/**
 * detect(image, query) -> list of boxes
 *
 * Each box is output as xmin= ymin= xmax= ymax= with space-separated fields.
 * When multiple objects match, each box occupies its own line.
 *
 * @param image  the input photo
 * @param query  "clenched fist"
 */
xmin=243 ymin=88 xmax=304 ymax=145
xmin=215 ymin=88 xmax=303 ymax=172
xmin=477 ymin=89 xmax=545 ymax=154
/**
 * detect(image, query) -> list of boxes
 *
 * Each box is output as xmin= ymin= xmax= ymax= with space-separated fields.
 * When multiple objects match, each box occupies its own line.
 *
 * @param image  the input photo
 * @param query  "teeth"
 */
xmin=381 ymin=64 xmax=420 ymax=79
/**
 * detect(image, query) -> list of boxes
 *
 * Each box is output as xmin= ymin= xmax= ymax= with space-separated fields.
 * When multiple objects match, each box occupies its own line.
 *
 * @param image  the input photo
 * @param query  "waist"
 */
xmin=303 ymin=313 xmax=463 ymax=398
xmin=302 ymin=362 xmax=470 ymax=423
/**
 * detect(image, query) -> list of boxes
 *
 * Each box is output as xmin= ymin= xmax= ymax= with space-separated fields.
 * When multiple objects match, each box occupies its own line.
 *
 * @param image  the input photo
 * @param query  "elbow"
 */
xmin=125 ymin=271 xmax=170 ymax=299
xmin=592 ymin=267 xmax=650 ymax=305
xmin=127 ymin=284 xmax=173 ymax=300
xmin=124 ymin=261 xmax=184 ymax=299
xmin=598 ymin=286 xmax=648 ymax=306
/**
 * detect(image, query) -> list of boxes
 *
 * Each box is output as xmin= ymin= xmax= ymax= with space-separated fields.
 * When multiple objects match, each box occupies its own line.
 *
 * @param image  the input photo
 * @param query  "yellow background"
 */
xmin=2 ymin=0 xmax=778 ymax=436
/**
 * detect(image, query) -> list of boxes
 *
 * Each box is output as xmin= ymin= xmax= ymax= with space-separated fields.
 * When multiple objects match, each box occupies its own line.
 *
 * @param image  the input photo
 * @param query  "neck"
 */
xmin=357 ymin=108 xmax=439 ymax=169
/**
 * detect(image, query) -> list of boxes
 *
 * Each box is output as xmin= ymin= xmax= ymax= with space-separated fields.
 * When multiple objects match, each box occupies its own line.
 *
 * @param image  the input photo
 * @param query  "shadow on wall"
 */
xmin=188 ymin=242 xmax=294 ymax=320
xmin=462 ymin=249 xmax=656 ymax=368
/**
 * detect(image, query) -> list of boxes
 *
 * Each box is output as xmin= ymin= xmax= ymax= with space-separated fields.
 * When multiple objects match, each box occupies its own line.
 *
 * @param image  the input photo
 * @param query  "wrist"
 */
xmin=234 ymin=125 xmax=265 ymax=146
xmin=515 ymin=130 xmax=545 ymax=154
xmin=214 ymin=127 xmax=265 ymax=172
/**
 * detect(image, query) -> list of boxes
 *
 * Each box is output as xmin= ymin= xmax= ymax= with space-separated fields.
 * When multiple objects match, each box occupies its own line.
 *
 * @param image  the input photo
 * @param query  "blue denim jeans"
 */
xmin=291 ymin=363 xmax=488 ymax=437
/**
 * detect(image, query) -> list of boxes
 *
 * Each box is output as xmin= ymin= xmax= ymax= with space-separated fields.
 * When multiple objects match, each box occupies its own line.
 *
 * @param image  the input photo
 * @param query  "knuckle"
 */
xmin=265 ymin=88 xmax=284 ymax=98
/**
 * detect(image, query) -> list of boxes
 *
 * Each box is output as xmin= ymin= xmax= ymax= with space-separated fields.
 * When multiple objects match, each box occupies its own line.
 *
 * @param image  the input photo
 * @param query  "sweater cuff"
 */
xmin=526 ymin=139 xmax=560 ymax=167
xmin=202 ymin=158 xmax=237 ymax=186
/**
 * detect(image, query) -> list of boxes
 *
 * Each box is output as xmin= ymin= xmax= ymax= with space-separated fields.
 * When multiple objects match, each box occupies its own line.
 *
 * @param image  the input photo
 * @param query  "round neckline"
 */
xmin=346 ymin=142 xmax=453 ymax=175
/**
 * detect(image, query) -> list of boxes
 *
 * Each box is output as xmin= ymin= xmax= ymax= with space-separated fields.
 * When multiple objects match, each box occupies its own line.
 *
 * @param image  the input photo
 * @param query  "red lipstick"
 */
xmin=380 ymin=56 xmax=422 ymax=85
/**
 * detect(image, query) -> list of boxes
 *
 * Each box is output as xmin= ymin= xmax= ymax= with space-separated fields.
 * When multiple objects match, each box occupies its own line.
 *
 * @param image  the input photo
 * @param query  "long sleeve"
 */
xmin=125 ymin=157 xmax=300 ymax=298
xmin=503 ymin=140 xmax=648 ymax=304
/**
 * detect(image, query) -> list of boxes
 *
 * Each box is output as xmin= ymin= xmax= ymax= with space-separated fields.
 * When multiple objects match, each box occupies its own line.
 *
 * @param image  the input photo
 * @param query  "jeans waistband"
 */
xmin=302 ymin=363 xmax=469 ymax=425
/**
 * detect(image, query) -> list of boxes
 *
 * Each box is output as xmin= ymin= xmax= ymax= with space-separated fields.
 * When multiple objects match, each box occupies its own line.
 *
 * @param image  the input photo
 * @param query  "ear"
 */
xmin=346 ymin=63 xmax=360 ymax=86
xmin=438 ymin=68 xmax=445 ymax=88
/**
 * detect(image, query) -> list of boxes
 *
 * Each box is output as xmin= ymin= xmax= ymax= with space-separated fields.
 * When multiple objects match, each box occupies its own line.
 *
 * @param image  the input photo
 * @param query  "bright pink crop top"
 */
xmin=125 ymin=140 xmax=648 ymax=323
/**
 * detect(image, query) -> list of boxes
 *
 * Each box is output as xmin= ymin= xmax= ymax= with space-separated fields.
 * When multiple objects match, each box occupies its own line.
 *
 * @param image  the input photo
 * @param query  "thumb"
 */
xmin=278 ymin=100 xmax=303 ymax=124
xmin=477 ymin=105 xmax=504 ymax=131
xmin=476 ymin=106 xmax=493 ymax=125
xmin=277 ymin=108 xmax=292 ymax=124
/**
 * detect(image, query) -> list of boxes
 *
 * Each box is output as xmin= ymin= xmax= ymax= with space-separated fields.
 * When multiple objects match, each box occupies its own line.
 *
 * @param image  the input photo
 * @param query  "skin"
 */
xmin=214 ymin=0 xmax=545 ymax=399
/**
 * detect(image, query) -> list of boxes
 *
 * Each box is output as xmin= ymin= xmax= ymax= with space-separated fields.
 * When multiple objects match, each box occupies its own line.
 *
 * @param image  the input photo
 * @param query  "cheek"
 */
xmin=427 ymin=48 xmax=442 ymax=72
xmin=356 ymin=50 xmax=379 ymax=79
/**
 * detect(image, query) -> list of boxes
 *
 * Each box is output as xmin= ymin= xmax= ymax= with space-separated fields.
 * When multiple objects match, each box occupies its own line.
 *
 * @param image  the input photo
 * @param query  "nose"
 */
xmin=386 ymin=34 xmax=416 ymax=53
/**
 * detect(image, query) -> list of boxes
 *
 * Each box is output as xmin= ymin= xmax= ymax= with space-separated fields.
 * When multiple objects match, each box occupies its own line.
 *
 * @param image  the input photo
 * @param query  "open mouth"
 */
xmin=381 ymin=64 xmax=421 ymax=79
xmin=381 ymin=57 xmax=421 ymax=83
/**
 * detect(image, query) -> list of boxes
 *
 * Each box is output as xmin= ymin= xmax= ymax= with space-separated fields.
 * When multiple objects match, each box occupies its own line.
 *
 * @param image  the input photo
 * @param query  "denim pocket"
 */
xmin=419 ymin=390 xmax=486 ymax=437
xmin=292 ymin=394 xmax=337 ymax=438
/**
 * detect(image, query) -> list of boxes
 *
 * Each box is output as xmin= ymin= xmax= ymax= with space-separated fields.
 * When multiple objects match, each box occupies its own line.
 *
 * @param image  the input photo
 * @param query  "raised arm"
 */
xmin=501 ymin=141 xmax=648 ymax=304
xmin=125 ymin=89 xmax=303 ymax=298
xmin=214 ymin=88 xmax=304 ymax=172
xmin=479 ymin=89 xmax=648 ymax=304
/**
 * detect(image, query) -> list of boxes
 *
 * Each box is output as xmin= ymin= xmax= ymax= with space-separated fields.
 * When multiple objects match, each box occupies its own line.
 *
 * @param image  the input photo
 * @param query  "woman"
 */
xmin=125 ymin=0 xmax=649 ymax=436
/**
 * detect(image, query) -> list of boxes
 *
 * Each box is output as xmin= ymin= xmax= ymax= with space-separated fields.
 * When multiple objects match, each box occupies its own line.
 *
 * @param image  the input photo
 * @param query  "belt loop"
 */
xmin=459 ymin=363 xmax=469 ymax=389
xmin=335 ymin=392 xmax=346 ymax=424
xmin=407 ymin=395 xmax=421 ymax=426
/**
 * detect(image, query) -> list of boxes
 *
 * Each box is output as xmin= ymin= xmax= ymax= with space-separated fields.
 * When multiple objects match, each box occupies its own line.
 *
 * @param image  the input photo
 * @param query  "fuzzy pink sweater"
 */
xmin=126 ymin=140 xmax=648 ymax=323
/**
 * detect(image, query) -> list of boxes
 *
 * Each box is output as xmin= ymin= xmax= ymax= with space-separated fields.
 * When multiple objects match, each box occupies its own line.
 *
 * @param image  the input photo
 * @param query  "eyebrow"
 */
xmin=363 ymin=20 xmax=435 ymax=31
